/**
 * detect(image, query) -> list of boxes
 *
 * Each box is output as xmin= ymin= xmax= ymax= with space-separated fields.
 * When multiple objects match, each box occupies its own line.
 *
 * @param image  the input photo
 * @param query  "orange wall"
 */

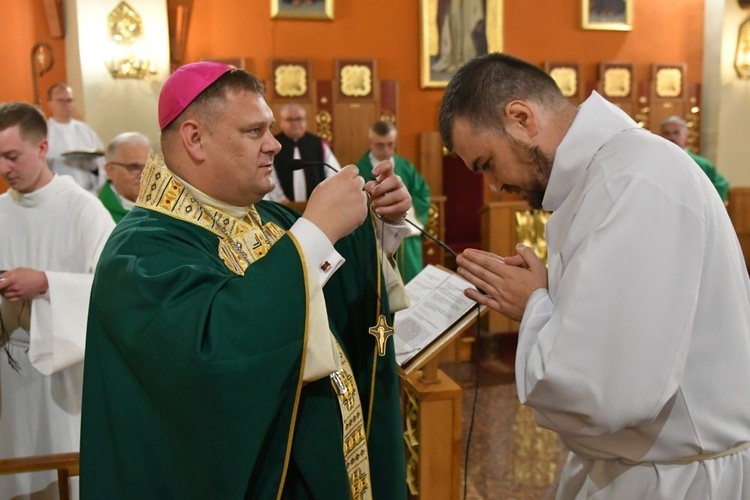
xmin=1 ymin=1 xmax=67 ymax=193
xmin=183 ymin=0 xmax=704 ymax=164
xmin=0 ymin=0 xmax=705 ymax=168
xmin=2 ymin=0 xmax=67 ymax=115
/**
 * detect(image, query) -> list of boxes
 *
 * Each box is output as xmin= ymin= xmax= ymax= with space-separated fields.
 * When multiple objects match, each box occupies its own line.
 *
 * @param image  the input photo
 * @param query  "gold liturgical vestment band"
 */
xmin=330 ymin=342 xmax=372 ymax=500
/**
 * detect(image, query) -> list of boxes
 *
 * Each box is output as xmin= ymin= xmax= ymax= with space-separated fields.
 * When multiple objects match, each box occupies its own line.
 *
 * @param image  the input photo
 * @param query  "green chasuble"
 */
xmin=80 ymin=161 xmax=407 ymax=499
xmin=687 ymin=150 xmax=729 ymax=203
xmin=97 ymin=180 xmax=129 ymax=223
xmin=355 ymin=152 xmax=431 ymax=282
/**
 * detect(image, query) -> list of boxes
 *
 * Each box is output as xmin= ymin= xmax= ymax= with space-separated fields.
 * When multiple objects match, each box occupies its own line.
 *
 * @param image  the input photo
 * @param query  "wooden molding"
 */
xmin=167 ymin=0 xmax=194 ymax=67
xmin=43 ymin=0 xmax=64 ymax=39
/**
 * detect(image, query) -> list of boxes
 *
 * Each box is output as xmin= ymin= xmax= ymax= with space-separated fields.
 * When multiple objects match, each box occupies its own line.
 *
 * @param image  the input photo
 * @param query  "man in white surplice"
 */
xmin=0 ymin=102 xmax=115 ymax=498
xmin=46 ymin=82 xmax=106 ymax=194
xmin=440 ymin=53 xmax=750 ymax=499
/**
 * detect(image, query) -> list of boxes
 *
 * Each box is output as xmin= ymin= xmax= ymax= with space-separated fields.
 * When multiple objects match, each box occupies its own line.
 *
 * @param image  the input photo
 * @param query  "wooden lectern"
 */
xmin=399 ymin=304 xmax=486 ymax=499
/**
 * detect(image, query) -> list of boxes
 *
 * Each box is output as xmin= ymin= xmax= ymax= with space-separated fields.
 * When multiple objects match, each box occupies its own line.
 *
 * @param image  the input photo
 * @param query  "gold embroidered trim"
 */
xmin=135 ymin=155 xmax=285 ymax=275
xmin=275 ymin=233 xmax=310 ymax=500
xmin=333 ymin=342 xmax=373 ymax=500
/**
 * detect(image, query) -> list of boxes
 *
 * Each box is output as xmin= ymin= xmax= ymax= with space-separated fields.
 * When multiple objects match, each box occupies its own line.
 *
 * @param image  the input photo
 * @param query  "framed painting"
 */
xmin=420 ymin=0 xmax=504 ymax=89
xmin=271 ymin=0 xmax=333 ymax=21
xmin=581 ymin=0 xmax=632 ymax=31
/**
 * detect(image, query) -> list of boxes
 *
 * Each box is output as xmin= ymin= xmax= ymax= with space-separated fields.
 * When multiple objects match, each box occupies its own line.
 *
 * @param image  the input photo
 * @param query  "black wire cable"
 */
xmin=463 ymin=303 xmax=482 ymax=500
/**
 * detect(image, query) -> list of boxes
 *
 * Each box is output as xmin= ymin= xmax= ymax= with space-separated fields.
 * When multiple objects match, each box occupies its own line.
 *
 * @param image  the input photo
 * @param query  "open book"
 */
xmin=394 ymin=265 xmax=481 ymax=368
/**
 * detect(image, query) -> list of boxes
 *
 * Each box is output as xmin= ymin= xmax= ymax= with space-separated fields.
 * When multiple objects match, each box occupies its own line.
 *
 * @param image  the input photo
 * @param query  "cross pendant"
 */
xmin=368 ymin=314 xmax=394 ymax=357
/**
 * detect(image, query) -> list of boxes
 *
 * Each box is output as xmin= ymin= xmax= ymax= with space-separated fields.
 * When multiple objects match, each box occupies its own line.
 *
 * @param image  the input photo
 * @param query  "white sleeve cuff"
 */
xmin=375 ymin=217 xmax=411 ymax=255
xmin=290 ymin=217 xmax=345 ymax=287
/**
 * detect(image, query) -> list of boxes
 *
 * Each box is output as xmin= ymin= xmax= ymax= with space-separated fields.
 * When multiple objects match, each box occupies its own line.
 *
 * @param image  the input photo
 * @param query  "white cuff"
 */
xmin=291 ymin=217 xmax=345 ymax=286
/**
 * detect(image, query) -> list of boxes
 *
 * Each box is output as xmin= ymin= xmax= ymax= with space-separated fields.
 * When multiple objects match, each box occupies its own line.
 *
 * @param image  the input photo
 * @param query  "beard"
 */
xmin=507 ymin=137 xmax=553 ymax=209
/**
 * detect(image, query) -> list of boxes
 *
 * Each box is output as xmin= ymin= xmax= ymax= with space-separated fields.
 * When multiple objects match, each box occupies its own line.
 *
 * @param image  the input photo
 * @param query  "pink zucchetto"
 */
xmin=158 ymin=61 xmax=233 ymax=130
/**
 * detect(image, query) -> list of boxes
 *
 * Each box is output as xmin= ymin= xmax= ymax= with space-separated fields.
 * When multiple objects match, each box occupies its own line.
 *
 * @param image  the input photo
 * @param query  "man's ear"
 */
xmin=180 ymin=119 xmax=206 ymax=162
xmin=504 ymin=100 xmax=539 ymax=140
xmin=37 ymin=138 xmax=49 ymax=158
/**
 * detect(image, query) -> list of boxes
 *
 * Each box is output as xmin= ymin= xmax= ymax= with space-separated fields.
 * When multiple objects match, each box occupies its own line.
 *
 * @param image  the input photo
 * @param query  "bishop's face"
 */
xmin=196 ymin=91 xmax=282 ymax=206
xmin=450 ymin=117 xmax=553 ymax=209
xmin=0 ymin=125 xmax=51 ymax=194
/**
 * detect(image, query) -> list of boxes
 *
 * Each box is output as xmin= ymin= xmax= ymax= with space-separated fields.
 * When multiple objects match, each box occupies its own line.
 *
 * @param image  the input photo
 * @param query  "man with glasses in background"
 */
xmin=98 ymin=132 xmax=152 ymax=223
xmin=265 ymin=103 xmax=341 ymax=202
xmin=46 ymin=82 xmax=106 ymax=193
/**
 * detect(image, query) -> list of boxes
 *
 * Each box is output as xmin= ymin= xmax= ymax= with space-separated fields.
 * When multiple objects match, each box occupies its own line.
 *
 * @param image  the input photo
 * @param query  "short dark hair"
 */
xmin=371 ymin=120 xmax=396 ymax=136
xmin=162 ymin=68 xmax=265 ymax=136
xmin=438 ymin=53 xmax=566 ymax=150
xmin=0 ymin=102 xmax=48 ymax=142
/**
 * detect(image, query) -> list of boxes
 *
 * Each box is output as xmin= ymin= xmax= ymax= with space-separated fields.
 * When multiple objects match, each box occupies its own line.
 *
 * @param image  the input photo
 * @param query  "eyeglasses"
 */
xmin=109 ymin=161 xmax=146 ymax=173
xmin=53 ymin=98 xmax=74 ymax=104
xmin=283 ymin=117 xmax=305 ymax=123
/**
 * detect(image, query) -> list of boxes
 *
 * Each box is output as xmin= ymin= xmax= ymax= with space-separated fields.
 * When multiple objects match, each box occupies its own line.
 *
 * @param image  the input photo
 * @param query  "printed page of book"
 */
xmin=394 ymin=265 xmax=478 ymax=366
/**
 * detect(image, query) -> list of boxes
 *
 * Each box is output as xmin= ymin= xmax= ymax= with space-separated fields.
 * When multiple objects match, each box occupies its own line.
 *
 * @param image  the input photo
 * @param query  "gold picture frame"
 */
xmin=581 ymin=0 xmax=632 ymax=31
xmin=420 ymin=0 xmax=503 ymax=89
xmin=271 ymin=0 xmax=333 ymax=21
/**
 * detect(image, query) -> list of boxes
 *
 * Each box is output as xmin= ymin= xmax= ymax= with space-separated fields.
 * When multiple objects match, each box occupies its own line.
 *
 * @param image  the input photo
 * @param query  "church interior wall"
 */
xmin=1 ymin=0 xmax=746 ymax=191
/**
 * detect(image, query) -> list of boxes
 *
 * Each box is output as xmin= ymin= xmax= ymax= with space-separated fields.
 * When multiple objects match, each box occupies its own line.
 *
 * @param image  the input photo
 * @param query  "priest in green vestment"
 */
xmin=356 ymin=121 xmax=431 ymax=282
xmin=97 ymin=132 xmax=151 ymax=222
xmin=660 ymin=115 xmax=729 ymax=203
xmin=81 ymin=62 xmax=412 ymax=499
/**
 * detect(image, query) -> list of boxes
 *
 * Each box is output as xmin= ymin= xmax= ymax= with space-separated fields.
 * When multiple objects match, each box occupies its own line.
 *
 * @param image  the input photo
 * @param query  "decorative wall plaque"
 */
xmin=269 ymin=59 xmax=311 ymax=100
xmin=339 ymin=65 xmax=372 ymax=97
xmin=600 ymin=64 xmax=633 ymax=98
xmin=545 ymin=62 xmax=580 ymax=98
xmin=655 ymin=67 xmax=683 ymax=98
xmin=274 ymin=64 xmax=308 ymax=97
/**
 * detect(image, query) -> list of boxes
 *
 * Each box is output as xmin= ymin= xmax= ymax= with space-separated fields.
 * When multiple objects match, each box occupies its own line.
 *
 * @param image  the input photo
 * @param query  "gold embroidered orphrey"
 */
xmin=136 ymin=155 xmax=373 ymax=497
xmin=332 ymin=343 xmax=373 ymax=500
xmin=136 ymin=156 xmax=286 ymax=275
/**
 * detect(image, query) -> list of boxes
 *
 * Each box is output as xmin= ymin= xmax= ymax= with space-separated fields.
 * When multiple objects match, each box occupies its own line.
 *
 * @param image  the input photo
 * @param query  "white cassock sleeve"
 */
xmin=28 ymin=198 xmax=114 ymax=375
xmin=289 ymin=217 xmax=344 ymax=382
xmin=516 ymin=176 xmax=704 ymax=435
xmin=322 ymin=142 xmax=341 ymax=177
xmin=288 ymin=214 xmax=411 ymax=381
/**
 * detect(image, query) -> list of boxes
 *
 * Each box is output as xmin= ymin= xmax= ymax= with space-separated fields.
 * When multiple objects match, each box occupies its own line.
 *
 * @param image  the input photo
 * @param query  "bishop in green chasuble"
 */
xmin=80 ymin=160 xmax=407 ymax=499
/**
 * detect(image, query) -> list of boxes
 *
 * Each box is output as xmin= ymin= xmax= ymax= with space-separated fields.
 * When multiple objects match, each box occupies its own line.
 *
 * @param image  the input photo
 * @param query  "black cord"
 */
xmin=463 ymin=303 xmax=482 ymax=500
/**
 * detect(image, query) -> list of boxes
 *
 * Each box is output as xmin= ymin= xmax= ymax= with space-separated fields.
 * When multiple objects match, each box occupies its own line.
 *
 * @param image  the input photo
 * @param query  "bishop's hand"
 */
xmin=364 ymin=159 xmax=411 ymax=223
xmin=304 ymin=164 xmax=368 ymax=244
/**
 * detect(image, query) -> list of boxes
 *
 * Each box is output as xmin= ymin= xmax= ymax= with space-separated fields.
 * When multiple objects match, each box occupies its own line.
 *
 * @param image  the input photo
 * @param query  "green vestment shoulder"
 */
xmin=81 ymin=198 xmax=407 ymax=499
xmin=687 ymin=150 xmax=729 ymax=202
xmin=97 ymin=180 xmax=129 ymax=223
xmin=355 ymin=152 xmax=432 ymax=282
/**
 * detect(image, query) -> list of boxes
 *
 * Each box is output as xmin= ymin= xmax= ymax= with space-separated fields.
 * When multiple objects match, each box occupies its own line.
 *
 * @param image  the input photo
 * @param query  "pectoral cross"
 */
xmin=368 ymin=314 xmax=394 ymax=357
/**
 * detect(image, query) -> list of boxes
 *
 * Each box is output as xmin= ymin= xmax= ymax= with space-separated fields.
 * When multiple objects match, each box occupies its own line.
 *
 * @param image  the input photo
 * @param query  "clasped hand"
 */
xmin=456 ymin=245 xmax=548 ymax=322
xmin=0 ymin=268 xmax=49 ymax=303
